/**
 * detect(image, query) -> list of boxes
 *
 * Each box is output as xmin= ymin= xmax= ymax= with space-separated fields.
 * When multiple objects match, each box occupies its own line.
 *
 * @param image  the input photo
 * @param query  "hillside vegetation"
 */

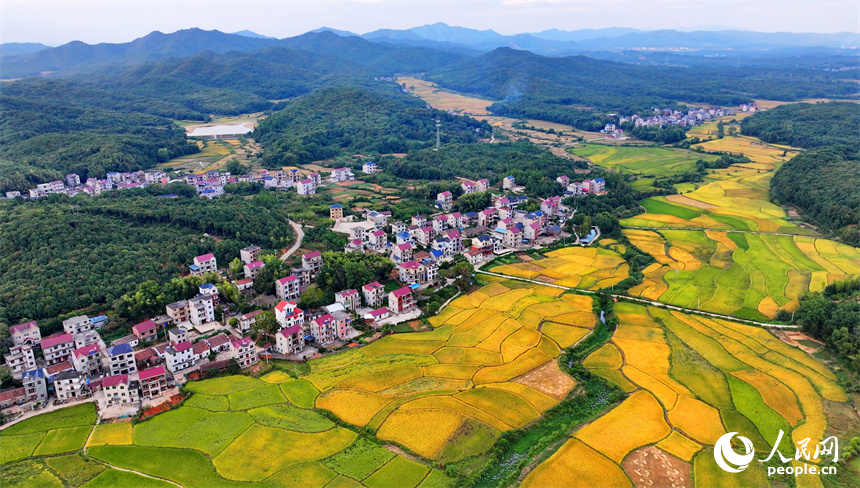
xmin=741 ymin=101 xmax=860 ymax=148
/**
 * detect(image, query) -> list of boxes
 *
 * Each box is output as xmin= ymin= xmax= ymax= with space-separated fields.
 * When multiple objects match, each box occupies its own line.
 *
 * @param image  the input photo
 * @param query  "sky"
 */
xmin=2 ymin=0 xmax=858 ymax=46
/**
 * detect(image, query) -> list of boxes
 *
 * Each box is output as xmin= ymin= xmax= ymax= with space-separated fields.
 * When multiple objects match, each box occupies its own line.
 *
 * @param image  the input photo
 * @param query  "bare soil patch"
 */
xmin=622 ymin=445 xmax=691 ymax=488
xmin=513 ymin=361 xmax=576 ymax=400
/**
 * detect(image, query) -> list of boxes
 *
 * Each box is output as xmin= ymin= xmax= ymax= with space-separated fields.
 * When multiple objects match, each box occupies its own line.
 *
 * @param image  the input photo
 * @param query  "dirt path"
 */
xmin=279 ymin=220 xmax=305 ymax=262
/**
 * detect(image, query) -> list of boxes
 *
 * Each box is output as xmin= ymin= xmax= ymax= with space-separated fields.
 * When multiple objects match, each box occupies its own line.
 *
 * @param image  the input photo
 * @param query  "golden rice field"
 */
xmin=396 ymin=76 xmax=494 ymax=115
xmin=490 ymin=246 xmax=629 ymax=290
xmin=623 ymin=229 xmax=860 ymax=320
xmin=307 ymin=277 xmax=594 ymax=462
xmin=526 ymin=302 xmax=850 ymax=488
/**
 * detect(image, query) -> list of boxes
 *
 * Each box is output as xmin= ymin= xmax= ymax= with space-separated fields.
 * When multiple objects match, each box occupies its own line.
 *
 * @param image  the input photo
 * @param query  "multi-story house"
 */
xmin=240 ymin=245 xmax=261 ymax=265
xmin=436 ymin=191 xmax=453 ymax=211
xmin=72 ymin=329 xmax=103 ymax=350
xmin=198 ymin=283 xmax=220 ymax=305
xmin=461 ymin=181 xmax=477 ymax=194
xmin=138 ymin=366 xmax=168 ymax=398
xmin=63 ymin=315 xmax=93 ymax=335
xmin=344 ymin=239 xmax=364 ymax=254
xmin=275 ymin=300 xmax=305 ymax=331
xmin=167 ymin=327 xmax=188 ymax=344
xmin=244 ymin=260 xmax=265 ymax=280
xmin=472 ymin=235 xmax=495 ymax=256
xmin=416 ymin=226 xmax=435 ymax=245
xmin=556 ymin=175 xmax=570 ymax=187
xmin=432 ymin=215 xmax=448 ymax=234
xmin=297 ymin=179 xmax=315 ymax=195
xmin=41 ymin=333 xmax=75 ymax=365
xmin=392 ymin=243 xmax=414 ymax=263
xmin=503 ymin=227 xmax=524 ymax=248
xmin=330 ymin=167 xmax=355 ymax=182
xmin=503 ymin=175 xmax=516 ymax=190
xmin=165 ymin=300 xmax=189 ymax=324
xmin=302 ymin=251 xmax=323 ymax=276
xmin=362 ymin=162 xmax=378 ymax=174
xmin=238 ymin=310 xmax=263 ymax=332
xmin=366 ymin=211 xmax=389 ymax=228
xmin=444 ymin=229 xmax=463 ymax=254
xmin=207 ymin=334 xmax=231 ymax=353
xmin=388 ymin=287 xmax=417 ymax=314
xmin=466 ymin=249 xmax=485 ymax=266
xmin=22 ymin=369 xmax=48 ymax=402
xmin=335 ymin=289 xmax=361 ymax=311
xmin=103 ymin=375 xmax=140 ymax=407
xmin=431 ymin=237 xmax=452 ymax=257
xmin=193 ymin=253 xmax=217 ymax=274
xmin=164 ymin=341 xmax=194 ymax=372
xmin=524 ymin=221 xmax=542 ymax=241
xmin=368 ymin=229 xmax=388 ymax=252
xmin=446 ymin=212 xmax=463 ymax=229
xmin=10 ymin=321 xmax=41 ymax=346
xmin=476 ymin=178 xmax=491 ymax=192
xmin=411 ymin=215 xmax=427 ymax=227
xmin=55 ymin=370 xmax=87 ymax=401
xmin=4 ymin=345 xmax=36 ymax=378
xmin=330 ymin=204 xmax=344 ymax=220
xmin=478 ymin=208 xmax=497 ymax=228
xmin=362 ymin=282 xmax=386 ymax=308
xmin=275 ymin=324 xmax=305 ymax=356
xmin=391 ymin=221 xmax=408 ymax=235
xmin=66 ymin=173 xmax=81 ymax=187
xmin=72 ymin=343 xmax=102 ymax=376
xmin=309 ymin=314 xmax=338 ymax=345
xmin=230 ymin=337 xmax=258 ymax=368
xmin=104 ymin=343 xmax=137 ymax=376
xmin=274 ymin=275 xmax=300 ymax=301
xmin=395 ymin=230 xmax=413 ymax=245
xmin=292 ymin=266 xmax=312 ymax=289
xmin=591 ymin=177 xmax=606 ymax=193
xmin=188 ymin=296 xmax=215 ymax=326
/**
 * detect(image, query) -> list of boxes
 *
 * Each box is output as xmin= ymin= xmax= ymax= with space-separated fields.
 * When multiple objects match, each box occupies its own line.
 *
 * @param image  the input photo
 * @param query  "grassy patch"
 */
xmin=184 ymin=376 xmax=264 ymax=396
xmin=44 ymin=454 xmax=106 ymax=487
xmin=280 ymin=379 xmax=320 ymax=409
xmin=726 ymin=375 xmax=793 ymax=455
xmin=248 ymin=403 xmax=335 ymax=433
xmin=133 ymin=407 xmax=254 ymax=456
xmin=0 ymin=432 xmax=45 ymax=464
xmin=88 ymin=422 xmax=133 ymax=447
xmin=321 ymin=437 xmax=395 ymax=481
xmin=435 ymin=418 xmax=500 ymax=463
xmin=1 ymin=459 xmax=63 ymax=488
xmin=227 ymin=384 xmax=287 ymax=411
xmin=363 ymin=457 xmax=429 ymax=488
xmin=81 ymin=469 xmax=176 ymax=488
xmin=266 ymin=462 xmax=337 ymax=488
xmin=185 ymin=393 xmax=230 ymax=412
xmin=33 ymin=426 xmax=92 ymax=456
xmin=1 ymin=403 xmax=97 ymax=436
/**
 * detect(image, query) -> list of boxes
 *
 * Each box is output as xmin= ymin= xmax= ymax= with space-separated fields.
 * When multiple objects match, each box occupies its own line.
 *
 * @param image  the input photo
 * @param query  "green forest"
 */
xmin=253 ymin=85 xmax=491 ymax=167
xmin=771 ymin=145 xmax=860 ymax=245
xmin=740 ymin=101 xmax=860 ymax=148
xmin=794 ymin=278 xmax=860 ymax=375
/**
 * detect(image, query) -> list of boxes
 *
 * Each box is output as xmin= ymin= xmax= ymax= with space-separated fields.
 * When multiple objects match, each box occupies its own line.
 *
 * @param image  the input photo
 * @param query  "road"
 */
xmin=280 ymin=220 xmax=305 ymax=261
xmin=476 ymin=270 xmax=799 ymax=329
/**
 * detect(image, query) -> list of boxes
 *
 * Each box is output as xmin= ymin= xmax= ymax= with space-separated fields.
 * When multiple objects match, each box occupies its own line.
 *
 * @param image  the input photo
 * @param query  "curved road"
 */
xmin=280 ymin=220 xmax=305 ymax=261
xmin=476 ymin=269 xmax=799 ymax=329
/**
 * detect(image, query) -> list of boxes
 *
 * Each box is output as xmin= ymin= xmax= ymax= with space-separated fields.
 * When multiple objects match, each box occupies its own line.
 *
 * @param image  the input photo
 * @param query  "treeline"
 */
xmin=0 ymin=191 xmax=297 ymax=327
xmin=254 ymin=85 xmax=491 ymax=167
xmin=794 ymin=278 xmax=860 ymax=376
xmin=741 ymin=102 xmax=860 ymax=148
xmin=651 ymin=154 xmax=752 ymax=190
xmin=382 ymin=141 xmax=587 ymax=197
xmin=771 ymin=145 xmax=860 ymax=245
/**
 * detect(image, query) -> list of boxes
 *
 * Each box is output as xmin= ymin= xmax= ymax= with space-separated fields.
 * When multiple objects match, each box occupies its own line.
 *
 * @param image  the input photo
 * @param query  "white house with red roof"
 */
xmin=41 ymin=333 xmax=75 ymax=365
xmin=364 ymin=307 xmax=390 ymax=322
xmin=503 ymin=227 xmax=523 ymax=248
xmin=132 ymin=319 xmax=159 ymax=343
xmin=275 ymin=275 xmax=302 ymax=300
xmin=461 ymin=180 xmax=477 ymax=194
xmin=72 ymin=343 xmax=102 ymax=376
xmin=524 ymin=221 xmax=542 ymax=241
xmin=556 ymin=175 xmax=570 ymax=187
xmin=235 ymin=277 xmax=254 ymax=291
xmin=388 ymin=287 xmax=417 ymax=314
xmin=276 ymin=324 xmax=305 ymax=356
xmin=392 ymin=243 xmax=414 ymax=264
xmin=238 ymin=310 xmax=264 ymax=332
xmin=164 ymin=341 xmax=195 ymax=372
xmin=335 ymin=289 xmax=361 ymax=311
xmin=445 ymin=229 xmax=463 ymax=254
xmin=4 ymin=345 xmax=36 ymax=378
xmin=192 ymin=341 xmax=211 ymax=362
xmin=344 ymin=238 xmax=365 ymax=254
xmin=230 ymin=337 xmax=258 ymax=368
xmin=243 ymin=260 xmax=265 ymax=280
xmin=416 ymin=226 xmax=435 ymax=245
xmin=275 ymin=301 xmax=305 ymax=331
xmin=478 ymin=208 xmax=497 ymax=228
xmin=436 ymin=191 xmax=453 ymax=211
xmin=362 ymin=282 xmax=386 ymax=308
xmin=447 ymin=212 xmax=464 ymax=229
xmin=310 ymin=314 xmax=340 ymax=345
xmin=10 ymin=321 xmax=41 ymax=346
xmin=103 ymin=375 xmax=140 ymax=407
xmin=398 ymin=260 xmax=429 ymax=285
xmin=193 ymin=253 xmax=217 ymax=273
xmin=411 ymin=215 xmax=427 ymax=227
xmin=138 ymin=366 xmax=168 ymax=398
xmin=432 ymin=215 xmax=448 ymax=233
xmin=297 ymin=179 xmax=315 ymax=195
xmin=206 ymin=333 xmax=232 ymax=353
xmin=302 ymin=251 xmax=323 ymax=275
xmin=476 ymin=178 xmax=491 ymax=192
xmin=368 ymin=229 xmax=388 ymax=252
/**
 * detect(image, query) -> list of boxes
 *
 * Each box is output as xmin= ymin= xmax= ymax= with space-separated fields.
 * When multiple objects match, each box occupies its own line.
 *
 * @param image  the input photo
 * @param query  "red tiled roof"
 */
xmin=279 ymin=324 xmax=302 ymax=336
xmin=195 ymin=253 xmax=215 ymax=262
xmin=313 ymin=314 xmax=335 ymax=326
xmin=0 ymin=387 xmax=26 ymax=402
xmin=246 ymin=260 xmax=264 ymax=269
xmin=391 ymin=287 xmax=412 ymax=298
xmin=207 ymin=334 xmax=230 ymax=348
xmin=337 ymin=289 xmax=358 ymax=297
xmin=236 ymin=278 xmax=253 ymax=285
xmin=47 ymin=361 xmax=73 ymax=375
xmin=363 ymin=281 xmax=383 ymax=291
xmin=173 ymin=341 xmax=193 ymax=353
xmin=277 ymin=275 xmax=297 ymax=284
xmin=41 ymin=333 xmax=73 ymax=349
xmin=369 ymin=307 xmax=389 ymax=317
xmin=243 ymin=310 xmax=264 ymax=319
xmin=303 ymin=251 xmax=321 ymax=259
xmin=102 ymin=375 xmax=129 ymax=387
xmin=10 ymin=321 xmax=37 ymax=334
xmin=133 ymin=319 xmax=158 ymax=333
xmin=138 ymin=366 xmax=165 ymax=381
xmin=397 ymin=243 xmax=412 ymax=250
xmin=372 ymin=230 xmax=385 ymax=237
xmin=192 ymin=342 xmax=210 ymax=355
xmin=400 ymin=261 xmax=421 ymax=270
xmin=73 ymin=343 xmax=100 ymax=359
xmin=231 ymin=337 xmax=254 ymax=349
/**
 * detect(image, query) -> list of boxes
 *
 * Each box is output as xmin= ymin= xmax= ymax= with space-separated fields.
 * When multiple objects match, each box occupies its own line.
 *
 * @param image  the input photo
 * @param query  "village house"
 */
xmin=103 ymin=375 xmax=140 ymax=407
xmin=198 ymin=283 xmax=220 ymax=305
xmin=330 ymin=167 xmax=355 ymax=183
xmin=391 ymin=222 xmax=408 ymax=236
xmin=72 ymin=343 xmax=102 ymax=377
xmin=330 ymin=204 xmax=344 ymax=220
xmin=436 ymin=191 xmax=453 ymax=211
xmin=72 ymin=329 xmax=103 ymax=350
xmin=240 ymin=245 xmax=261 ymax=265
xmin=167 ymin=327 xmax=188 ymax=344
xmin=104 ymin=343 xmax=137 ymax=376
xmin=22 ymin=369 xmax=48 ymax=403
xmin=472 ymin=235 xmax=496 ymax=256
xmin=138 ymin=366 xmax=168 ymax=398
xmin=524 ymin=221 xmax=542 ymax=241
xmin=447 ymin=212 xmax=464 ymax=229
xmin=388 ymin=287 xmax=417 ymax=314
xmin=398 ymin=261 xmax=427 ymax=285
xmin=10 ymin=321 xmax=41 ymax=346
xmin=4 ymin=345 xmax=36 ymax=378
xmin=367 ymin=229 xmax=388 ymax=252
xmin=164 ymin=341 xmax=195 ymax=372
xmin=445 ymin=229 xmax=463 ymax=253
xmin=292 ymin=266 xmax=312 ymax=289
xmin=192 ymin=341 xmax=211 ymax=362
xmin=367 ymin=211 xmax=390 ymax=228
xmin=345 ymin=239 xmax=364 ymax=254
xmin=54 ymin=370 xmax=88 ymax=401
xmin=461 ymin=181 xmax=477 ymax=194
xmin=335 ymin=289 xmax=361 ymax=311
xmin=63 ymin=315 xmax=93 ymax=335
xmin=362 ymin=161 xmax=378 ymax=174
xmin=275 ymin=275 xmax=302 ymax=301
xmin=309 ymin=314 xmax=338 ymax=345
xmin=466 ymin=249 xmax=485 ymax=266
xmin=556 ymin=175 xmax=570 ymax=187
xmin=0 ymin=387 xmax=27 ymax=410
xmin=364 ymin=307 xmax=390 ymax=322
xmin=302 ymin=251 xmax=323 ymax=276
xmin=244 ymin=260 xmax=265 ymax=280
xmin=238 ymin=310 xmax=264 ymax=332
xmin=297 ymin=179 xmax=315 ymax=195
xmin=478 ymin=208 xmax=497 ymax=228
xmin=41 ymin=333 xmax=75 ymax=365
xmin=207 ymin=333 xmax=232 ymax=353
xmin=503 ymin=227 xmax=524 ymax=248
xmin=193 ymin=253 xmax=217 ymax=274
xmin=230 ymin=337 xmax=258 ymax=368
xmin=362 ymin=282 xmax=386 ymax=308
xmin=66 ymin=173 xmax=81 ymax=187
xmin=411 ymin=215 xmax=427 ymax=227
xmin=415 ymin=226 xmax=435 ymax=245
xmin=476 ymin=178 xmax=491 ymax=192
xmin=235 ymin=278 xmax=254 ymax=291
xmin=431 ymin=215 xmax=447 ymax=234
xmin=591 ymin=177 xmax=606 ymax=193
xmin=275 ymin=323 xmax=305 ymax=356
xmin=165 ymin=300 xmax=189 ymax=324
xmin=503 ymin=175 xmax=516 ymax=190
xmin=188 ymin=295 xmax=215 ymax=326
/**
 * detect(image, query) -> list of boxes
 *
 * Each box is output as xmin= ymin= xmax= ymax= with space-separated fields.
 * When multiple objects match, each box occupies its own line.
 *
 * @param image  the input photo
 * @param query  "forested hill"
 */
xmin=0 ymin=79 xmax=198 ymax=192
xmin=253 ymin=84 xmax=491 ymax=167
xmin=423 ymin=47 xmax=860 ymax=126
xmin=771 ymin=145 xmax=860 ymax=245
xmin=740 ymin=102 xmax=860 ymax=148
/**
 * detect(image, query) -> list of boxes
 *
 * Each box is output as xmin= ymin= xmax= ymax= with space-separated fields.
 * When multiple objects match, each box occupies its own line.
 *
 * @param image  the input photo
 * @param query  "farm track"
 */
xmin=476 ymin=270 xmax=799 ymax=329
xmin=279 ymin=220 xmax=304 ymax=261
xmin=82 ymin=424 xmax=185 ymax=488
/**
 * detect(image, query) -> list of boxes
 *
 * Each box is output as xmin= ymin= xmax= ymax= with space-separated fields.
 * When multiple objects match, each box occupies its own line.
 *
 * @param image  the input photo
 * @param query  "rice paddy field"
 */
xmin=489 ymin=246 xmax=629 ymax=290
xmin=524 ymin=302 xmax=851 ymax=488
xmin=624 ymin=229 xmax=860 ymax=319
xmin=569 ymin=144 xmax=720 ymax=178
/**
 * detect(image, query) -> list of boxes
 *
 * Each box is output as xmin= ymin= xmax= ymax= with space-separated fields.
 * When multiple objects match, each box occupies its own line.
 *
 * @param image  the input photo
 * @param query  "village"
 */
xmin=0 ymin=166 xmax=607 ymax=426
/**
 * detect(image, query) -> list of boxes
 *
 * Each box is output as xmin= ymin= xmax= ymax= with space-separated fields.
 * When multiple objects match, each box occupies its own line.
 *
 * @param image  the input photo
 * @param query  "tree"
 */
xmin=229 ymin=318 xmax=238 ymax=328
xmin=299 ymin=285 xmax=326 ymax=310
xmin=577 ymin=216 xmax=592 ymax=238
xmin=251 ymin=311 xmax=279 ymax=338
xmin=456 ymin=191 xmax=492 ymax=213
xmin=253 ymin=266 xmax=275 ymax=295
xmin=229 ymin=258 xmax=243 ymax=277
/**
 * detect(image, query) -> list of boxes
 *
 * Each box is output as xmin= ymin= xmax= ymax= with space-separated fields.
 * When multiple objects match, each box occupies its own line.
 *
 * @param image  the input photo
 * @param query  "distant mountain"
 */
xmin=310 ymin=27 xmax=358 ymax=37
xmin=232 ymin=30 xmax=276 ymax=39
xmin=529 ymin=28 xmax=642 ymax=42
xmin=409 ymin=22 xmax=504 ymax=44
xmin=0 ymin=42 xmax=51 ymax=59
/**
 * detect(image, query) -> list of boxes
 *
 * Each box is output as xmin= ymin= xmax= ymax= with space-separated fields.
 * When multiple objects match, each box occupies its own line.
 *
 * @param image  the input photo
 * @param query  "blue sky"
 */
xmin=2 ymin=0 xmax=858 ymax=45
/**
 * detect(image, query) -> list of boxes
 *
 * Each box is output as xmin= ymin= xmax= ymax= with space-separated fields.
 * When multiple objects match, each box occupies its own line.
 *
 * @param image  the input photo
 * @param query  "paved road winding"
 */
xmin=280 ymin=220 xmax=305 ymax=261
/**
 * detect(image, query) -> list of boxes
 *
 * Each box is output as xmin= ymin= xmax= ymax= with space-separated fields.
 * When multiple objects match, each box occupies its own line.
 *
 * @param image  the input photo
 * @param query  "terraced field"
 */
xmin=489 ymin=246 xmax=629 ymax=290
xmin=624 ymin=229 xmax=860 ymax=319
xmin=524 ymin=302 xmax=849 ymax=488
xmin=309 ymin=277 xmax=590 ymax=461
xmin=570 ymin=144 xmax=720 ymax=178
